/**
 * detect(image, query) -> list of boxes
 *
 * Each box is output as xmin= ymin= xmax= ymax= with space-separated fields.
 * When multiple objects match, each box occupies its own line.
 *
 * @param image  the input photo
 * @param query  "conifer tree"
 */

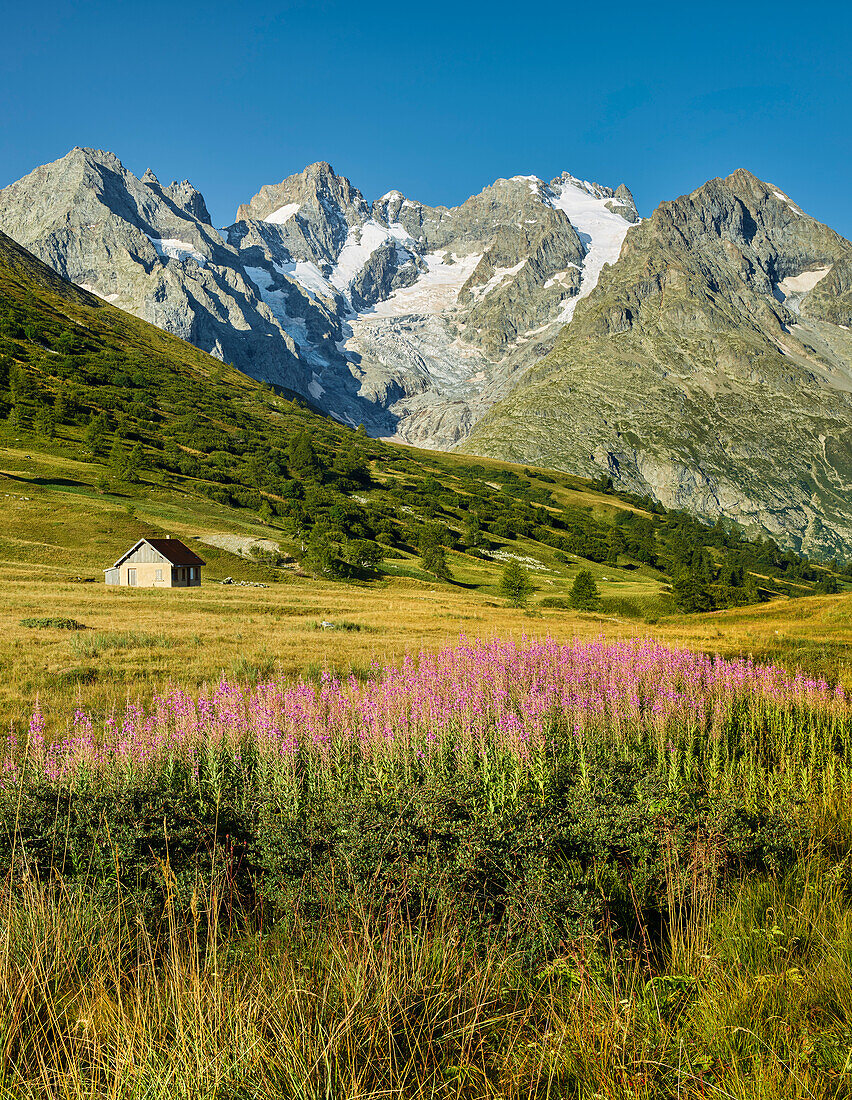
xmin=302 ymin=522 xmax=339 ymax=577
xmin=465 ymin=512 xmax=486 ymax=550
xmin=606 ymin=527 xmax=625 ymax=565
xmin=108 ymin=437 xmax=129 ymax=480
xmin=500 ymin=561 xmax=534 ymax=607
xmin=126 ymin=443 xmax=144 ymax=482
xmin=288 ymin=431 xmax=322 ymax=481
xmin=419 ymin=524 xmax=451 ymax=580
xmin=6 ymin=404 xmax=25 ymax=434
xmin=53 ymin=389 xmax=69 ymax=424
xmin=34 ymin=404 xmax=56 ymax=439
xmin=672 ymin=566 xmax=714 ymax=613
xmin=84 ymin=413 xmax=109 ymax=455
xmin=8 ymin=366 xmax=32 ymax=404
xmin=569 ymin=569 xmax=601 ymax=610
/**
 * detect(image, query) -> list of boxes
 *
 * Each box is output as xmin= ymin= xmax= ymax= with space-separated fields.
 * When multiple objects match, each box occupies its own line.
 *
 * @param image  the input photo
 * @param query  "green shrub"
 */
xmin=20 ymin=617 xmax=85 ymax=630
xmin=50 ymin=665 xmax=99 ymax=685
xmin=538 ymin=595 xmax=674 ymax=621
xmin=230 ymin=654 xmax=277 ymax=682
xmin=538 ymin=597 xmax=573 ymax=610
xmin=2 ymin=708 xmax=809 ymax=959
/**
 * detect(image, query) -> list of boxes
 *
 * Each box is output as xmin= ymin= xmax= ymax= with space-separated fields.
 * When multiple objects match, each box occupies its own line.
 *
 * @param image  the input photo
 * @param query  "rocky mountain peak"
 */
xmin=67 ymin=146 xmax=123 ymax=168
xmin=303 ymin=160 xmax=338 ymax=181
xmin=236 ymin=161 xmax=368 ymax=225
xmin=635 ymin=169 xmax=851 ymax=314
xmin=137 ymin=167 xmax=211 ymax=225
xmin=371 ymin=190 xmax=411 ymax=226
xmin=615 ymin=183 xmax=636 ymax=206
xmin=163 ymin=179 xmax=212 ymax=225
xmin=0 ymin=149 xmax=314 ymax=394
xmin=232 ymin=161 xmax=371 ymax=268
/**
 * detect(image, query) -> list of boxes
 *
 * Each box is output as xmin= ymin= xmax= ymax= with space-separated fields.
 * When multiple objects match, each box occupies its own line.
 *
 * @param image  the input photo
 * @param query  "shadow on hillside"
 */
xmin=3 ymin=473 xmax=89 ymax=489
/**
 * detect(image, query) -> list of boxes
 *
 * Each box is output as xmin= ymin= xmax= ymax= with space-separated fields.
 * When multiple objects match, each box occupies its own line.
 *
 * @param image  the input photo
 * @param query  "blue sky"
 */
xmin=2 ymin=0 xmax=850 ymax=235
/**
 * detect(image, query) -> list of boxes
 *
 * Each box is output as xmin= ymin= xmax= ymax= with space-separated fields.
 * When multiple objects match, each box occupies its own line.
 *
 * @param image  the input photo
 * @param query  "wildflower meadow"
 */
xmin=11 ymin=636 xmax=850 ymax=801
xmin=4 ymin=636 xmax=852 ymax=1097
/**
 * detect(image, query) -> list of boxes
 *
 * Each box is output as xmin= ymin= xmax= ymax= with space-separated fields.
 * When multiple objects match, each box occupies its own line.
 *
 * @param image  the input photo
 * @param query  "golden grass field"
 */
xmin=7 ymin=546 xmax=852 ymax=735
xmin=4 ymin=438 xmax=852 ymax=733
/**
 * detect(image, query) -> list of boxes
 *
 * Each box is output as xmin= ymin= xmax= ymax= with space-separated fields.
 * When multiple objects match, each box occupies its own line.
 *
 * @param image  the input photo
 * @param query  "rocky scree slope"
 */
xmin=467 ymin=170 xmax=852 ymax=556
xmin=0 ymin=150 xmax=638 ymax=443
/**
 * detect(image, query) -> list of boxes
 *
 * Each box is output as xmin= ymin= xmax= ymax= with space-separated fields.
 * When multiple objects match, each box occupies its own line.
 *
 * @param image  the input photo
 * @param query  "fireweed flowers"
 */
xmin=5 ymin=638 xmax=850 ymax=805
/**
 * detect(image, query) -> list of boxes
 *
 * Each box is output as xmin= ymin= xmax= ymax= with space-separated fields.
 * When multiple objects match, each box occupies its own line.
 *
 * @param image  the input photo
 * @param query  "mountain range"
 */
xmin=1 ymin=148 xmax=850 ymax=554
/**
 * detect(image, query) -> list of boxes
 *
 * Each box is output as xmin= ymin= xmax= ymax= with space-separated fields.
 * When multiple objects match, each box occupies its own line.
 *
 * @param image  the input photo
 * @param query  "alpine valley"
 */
xmin=2 ymin=148 xmax=851 ymax=555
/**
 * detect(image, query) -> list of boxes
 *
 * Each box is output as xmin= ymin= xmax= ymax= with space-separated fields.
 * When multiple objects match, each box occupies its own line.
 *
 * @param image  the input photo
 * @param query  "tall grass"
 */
xmin=0 ymin=870 xmax=559 ymax=1099
xmin=4 ymin=636 xmax=852 ymax=1097
xmin=69 ymin=631 xmax=174 ymax=658
xmin=3 ymin=855 xmax=852 ymax=1097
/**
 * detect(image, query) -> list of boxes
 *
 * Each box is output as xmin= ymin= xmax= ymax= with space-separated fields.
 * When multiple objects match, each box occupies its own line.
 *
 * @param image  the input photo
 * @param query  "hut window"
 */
xmin=155 ymin=568 xmax=163 ymax=581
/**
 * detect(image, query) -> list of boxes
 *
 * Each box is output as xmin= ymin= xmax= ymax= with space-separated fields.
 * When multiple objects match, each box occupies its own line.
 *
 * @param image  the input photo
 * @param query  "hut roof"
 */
xmin=107 ymin=538 xmax=206 ymax=570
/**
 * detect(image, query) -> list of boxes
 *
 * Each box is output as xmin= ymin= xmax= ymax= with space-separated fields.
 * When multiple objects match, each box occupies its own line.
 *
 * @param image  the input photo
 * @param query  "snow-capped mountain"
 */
xmin=3 ymin=149 xmax=852 ymax=554
xmin=0 ymin=150 xmax=638 ymax=443
xmin=469 ymin=169 xmax=852 ymax=556
xmin=228 ymin=162 xmax=638 ymax=442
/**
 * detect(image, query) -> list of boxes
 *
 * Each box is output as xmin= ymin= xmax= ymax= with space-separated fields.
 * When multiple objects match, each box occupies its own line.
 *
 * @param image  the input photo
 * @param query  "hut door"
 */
xmin=127 ymin=568 xmax=137 ymax=586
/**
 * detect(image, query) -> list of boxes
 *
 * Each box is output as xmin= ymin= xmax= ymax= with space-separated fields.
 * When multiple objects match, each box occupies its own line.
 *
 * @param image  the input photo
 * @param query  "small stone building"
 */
xmin=104 ymin=538 xmax=205 ymax=588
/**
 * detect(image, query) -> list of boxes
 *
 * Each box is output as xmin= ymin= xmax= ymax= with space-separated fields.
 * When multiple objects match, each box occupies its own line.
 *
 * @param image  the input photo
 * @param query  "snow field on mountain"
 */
xmin=330 ymin=220 xmax=417 ymax=293
xmin=359 ymin=252 xmax=482 ymax=318
xmin=773 ymin=265 xmax=832 ymax=313
xmin=265 ymin=202 xmax=301 ymax=225
xmin=77 ymin=282 xmax=119 ymax=303
xmin=543 ymin=180 xmax=635 ymax=322
xmin=275 ymin=260 xmax=334 ymax=304
xmin=260 ymin=216 xmax=422 ymax=310
xmin=468 ymin=259 xmax=527 ymax=301
xmin=145 ymin=236 xmax=207 ymax=266
xmin=245 ymin=265 xmax=291 ymax=326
